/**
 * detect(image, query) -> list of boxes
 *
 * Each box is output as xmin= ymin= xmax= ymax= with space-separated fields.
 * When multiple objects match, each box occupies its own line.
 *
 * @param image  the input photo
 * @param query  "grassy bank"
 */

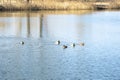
xmin=0 ymin=1 xmax=120 ymax=11
xmin=0 ymin=1 xmax=91 ymax=10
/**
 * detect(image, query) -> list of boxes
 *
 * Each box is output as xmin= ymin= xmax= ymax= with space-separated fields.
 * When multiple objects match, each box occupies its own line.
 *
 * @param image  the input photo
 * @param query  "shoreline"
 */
xmin=0 ymin=1 xmax=120 ymax=11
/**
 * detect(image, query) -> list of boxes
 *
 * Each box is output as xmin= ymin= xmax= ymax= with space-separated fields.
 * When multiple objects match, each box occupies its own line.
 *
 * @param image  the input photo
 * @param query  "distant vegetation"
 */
xmin=0 ymin=0 xmax=120 ymax=10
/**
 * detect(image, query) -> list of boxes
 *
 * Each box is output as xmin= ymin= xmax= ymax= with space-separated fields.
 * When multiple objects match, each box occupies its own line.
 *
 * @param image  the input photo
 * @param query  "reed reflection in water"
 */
xmin=0 ymin=12 xmax=44 ymax=38
xmin=0 ymin=10 xmax=91 ymax=41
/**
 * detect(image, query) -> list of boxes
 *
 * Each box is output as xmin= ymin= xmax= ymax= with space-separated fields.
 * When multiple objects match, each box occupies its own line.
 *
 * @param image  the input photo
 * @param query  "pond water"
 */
xmin=0 ymin=10 xmax=120 ymax=80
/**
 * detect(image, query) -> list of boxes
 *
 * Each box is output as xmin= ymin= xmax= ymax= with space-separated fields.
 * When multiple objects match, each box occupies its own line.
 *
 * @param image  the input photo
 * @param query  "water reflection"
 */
xmin=0 ymin=12 xmax=44 ymax=38
xmin=0 ymin=10 xmax=120 ymax=80
xmin=0 ymin=10 xmax=91 ymax=39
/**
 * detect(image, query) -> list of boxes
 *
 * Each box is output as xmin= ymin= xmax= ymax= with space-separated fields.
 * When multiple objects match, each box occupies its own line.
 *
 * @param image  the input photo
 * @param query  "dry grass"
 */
xmin=0 ymin=0 xmax=120 ymax=10
xmin=0 ymin=0 xmax=91 ymax=10
xmin=34 ymin=1 xmax=91 ymax=10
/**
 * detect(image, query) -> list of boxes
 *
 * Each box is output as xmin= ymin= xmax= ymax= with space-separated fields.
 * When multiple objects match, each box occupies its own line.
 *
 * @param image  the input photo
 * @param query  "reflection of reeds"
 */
xmin=0 ymin=22 xmax=5 ymax=26
xmin=0 ymin=10 xmax=92 ymax=17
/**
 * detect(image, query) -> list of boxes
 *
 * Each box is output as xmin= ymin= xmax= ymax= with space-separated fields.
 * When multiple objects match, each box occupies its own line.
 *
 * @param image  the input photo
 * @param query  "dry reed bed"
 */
xmin=0 ymin=1 xmax=91 ymax=10
xmin=0 ymin=1 xmax=120 ymax=10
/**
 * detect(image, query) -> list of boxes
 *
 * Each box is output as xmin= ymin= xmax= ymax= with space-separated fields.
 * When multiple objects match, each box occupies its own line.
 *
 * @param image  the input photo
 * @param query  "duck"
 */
xmin=62 ymin=45 xmax=67 ymax=49
xmin=55 ymin=40 xmax=60 ymax=45
xmin=20 ymin=41 xmax=24 ymax=45
xmin=71 ymin=43 xmax=75 ymax=47
xmin=80 ymin=42 xmax=85 ymax=46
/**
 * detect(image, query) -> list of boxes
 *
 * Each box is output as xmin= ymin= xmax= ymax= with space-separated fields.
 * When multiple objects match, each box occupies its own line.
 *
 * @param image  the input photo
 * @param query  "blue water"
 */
xmin=0 ymin=11 xmax=120 ymax=80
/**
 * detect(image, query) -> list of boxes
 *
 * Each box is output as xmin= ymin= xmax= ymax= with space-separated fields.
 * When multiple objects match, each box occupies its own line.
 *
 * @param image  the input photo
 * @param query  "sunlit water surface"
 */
xmin=0 ymin=10 xmax=120 ymax=80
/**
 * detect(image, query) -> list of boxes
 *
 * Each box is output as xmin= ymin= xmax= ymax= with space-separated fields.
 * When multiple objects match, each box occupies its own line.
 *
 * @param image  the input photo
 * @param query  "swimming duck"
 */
xmin=20 ymin=41 xmax=24 ymax=45
xmin=71 ymin=43 xmax=75 ymax=47
xmin=62 ymin=45 xmax=67 ymax=49
xmin=80 ymin=42 xmax=85 ymax=46
xmin=55 ymin=40 xmax=60 ymax=45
